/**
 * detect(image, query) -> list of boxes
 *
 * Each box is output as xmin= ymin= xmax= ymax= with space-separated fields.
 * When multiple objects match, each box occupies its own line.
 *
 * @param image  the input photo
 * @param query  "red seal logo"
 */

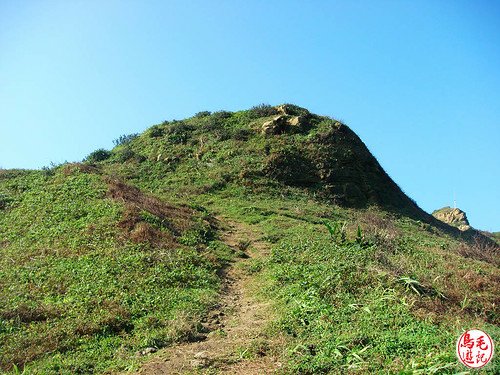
xmin=456 ymin=329 xmax=494 ymax=368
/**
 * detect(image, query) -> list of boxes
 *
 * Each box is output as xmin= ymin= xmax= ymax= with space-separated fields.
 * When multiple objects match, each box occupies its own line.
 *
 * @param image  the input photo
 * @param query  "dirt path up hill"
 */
xmin=136 ymin=219 xmax=285 ymax=374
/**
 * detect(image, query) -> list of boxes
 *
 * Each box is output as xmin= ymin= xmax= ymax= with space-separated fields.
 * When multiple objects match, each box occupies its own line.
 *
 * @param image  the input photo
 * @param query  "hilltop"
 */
xmin=0 ymin=104 xmax=498 ymax=374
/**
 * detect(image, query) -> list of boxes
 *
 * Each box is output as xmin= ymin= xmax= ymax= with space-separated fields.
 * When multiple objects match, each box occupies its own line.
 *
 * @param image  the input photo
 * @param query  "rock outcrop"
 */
xmin=432 ymin=206 xmax=471 ymax=231
xmin=261 ymin=105 xmax=311 ymax=134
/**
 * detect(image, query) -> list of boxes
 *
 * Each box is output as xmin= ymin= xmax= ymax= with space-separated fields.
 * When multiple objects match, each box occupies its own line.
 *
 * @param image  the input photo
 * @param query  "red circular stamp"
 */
xmin=456 ymin=329 xmax=494 ymax=368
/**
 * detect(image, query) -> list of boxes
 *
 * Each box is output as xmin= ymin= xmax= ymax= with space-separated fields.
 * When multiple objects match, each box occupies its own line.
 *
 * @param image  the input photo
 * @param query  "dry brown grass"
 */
xmin=455 ymin=235 xmax=500 ymax=266
xmin=2 ymin=332 xmax=67 ymax=371
xmin=355 ymin=211 xmax=500 ymax=326
xmin=0 ymin=303 xmax=61 ymax=323
xmin=104 ymin=177 xmax=201 ymax=247
xmin=355 ymin=209 xmax=401 ymax=253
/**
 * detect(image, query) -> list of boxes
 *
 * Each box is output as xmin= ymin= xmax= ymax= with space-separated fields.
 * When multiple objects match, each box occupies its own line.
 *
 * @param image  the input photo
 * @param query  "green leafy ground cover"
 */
xmin=0 ymin=168 xmax=233 ymax=373
xmin=1 ymin=105 xmax=498 ymax=373
xmin=201 ymin=196 xmax=499 ymax=373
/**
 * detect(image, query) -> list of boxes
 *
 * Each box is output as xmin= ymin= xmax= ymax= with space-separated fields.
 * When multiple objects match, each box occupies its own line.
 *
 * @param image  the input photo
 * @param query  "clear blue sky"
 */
xmin=1 ymin=1 xmax=499 ymax=230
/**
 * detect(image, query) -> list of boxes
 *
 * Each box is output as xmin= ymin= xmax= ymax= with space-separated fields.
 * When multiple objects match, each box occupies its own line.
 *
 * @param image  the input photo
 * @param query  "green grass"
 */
xmin=1 ymin=104 xmax=498 ymax=373
xmin=0 ymin=167 xmax=235 ymax=373
xmin=199 ymin=199 xmax=496 ymax=373
xmin=195 ymin=193 xmax=499 ymax=373
xmin=263 ymin=226 xmax=498 ymax=373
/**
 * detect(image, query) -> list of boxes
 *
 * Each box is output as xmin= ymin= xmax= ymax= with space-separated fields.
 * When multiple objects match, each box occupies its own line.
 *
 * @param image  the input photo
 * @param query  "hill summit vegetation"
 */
xmin=0 ymin=104 xmax=498 ymax=374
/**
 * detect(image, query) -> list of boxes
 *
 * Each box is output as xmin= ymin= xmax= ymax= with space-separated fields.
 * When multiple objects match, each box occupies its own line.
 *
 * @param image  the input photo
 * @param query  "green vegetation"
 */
xmin=205 ymin=197 xmax=498 ymax=373
xmin=0 ymin=167 xmax=234 ymax=373
xmin=0 ymin=104 xmax=498 ymax=373
xmin=113 ymin=133 xmax=139 ymax=147
xmin=263 ymin=218 xmax=498 ymax=373
xmin=85 ymin=149 xmax=112 ymax=163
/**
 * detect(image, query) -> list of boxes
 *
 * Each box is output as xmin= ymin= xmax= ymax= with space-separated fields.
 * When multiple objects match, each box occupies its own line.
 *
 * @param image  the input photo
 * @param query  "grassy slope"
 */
xmin=1 ymin=105 xmax=498 ymax=373
xmin=0 ymin=167 xmax=234 ymax=373
xmin=194 ymin=192 xmax=497 ymax=373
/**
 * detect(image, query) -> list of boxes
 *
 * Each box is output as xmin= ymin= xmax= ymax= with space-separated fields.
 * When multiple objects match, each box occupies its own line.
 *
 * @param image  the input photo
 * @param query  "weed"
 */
xmin=398 ymin=276 xmax=426 ymax=296
xmin=323 ymin=220 xmax=347 ymax=244
xmin=0 ymin=192 xmax=13 ymax=209
xmin=456 ymin=236 xmax=499 ymax=266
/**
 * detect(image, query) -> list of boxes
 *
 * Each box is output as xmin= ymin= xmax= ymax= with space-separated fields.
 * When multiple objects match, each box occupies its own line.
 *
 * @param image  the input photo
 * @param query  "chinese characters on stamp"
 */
xmin=457 ymin=329 xmax=494 ymax=368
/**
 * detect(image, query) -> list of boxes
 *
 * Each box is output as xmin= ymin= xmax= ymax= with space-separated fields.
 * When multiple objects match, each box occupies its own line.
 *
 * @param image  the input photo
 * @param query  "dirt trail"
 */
xmin=136 ymin=219 xmax=284 ymax=374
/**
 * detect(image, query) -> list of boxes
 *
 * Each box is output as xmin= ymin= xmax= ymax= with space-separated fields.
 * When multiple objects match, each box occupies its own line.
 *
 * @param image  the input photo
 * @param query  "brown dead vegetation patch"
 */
xmin=1 ymin=332 xmax=68 ymax=371
xmin=408 ymin=263 xmax=500 ymax=325
xmin=0 ymin=303 xmax=61 ymax=323
xmin=455 ymin=236 xmax=500 ymax=266
xmin=374 ymin=248 xmax=499 ymax=325
xmin=356 ymin=210 xmax=401 ymax=253
xmin=104 ymin=177 xmax=202 ymax=247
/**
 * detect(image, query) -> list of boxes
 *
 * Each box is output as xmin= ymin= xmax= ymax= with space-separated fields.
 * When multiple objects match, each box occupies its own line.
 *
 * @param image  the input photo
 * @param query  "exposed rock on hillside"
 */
xmin=261 ymin=104 xmax=312 ymax=134
xmin=432 ymin=206 xmax=471 ymax=231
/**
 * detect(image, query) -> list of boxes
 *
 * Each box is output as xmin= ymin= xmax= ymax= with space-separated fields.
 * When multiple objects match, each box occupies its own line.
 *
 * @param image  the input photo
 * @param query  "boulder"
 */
xmin=261 ymin=115 xmax=309 ymax=135
xmin=432 ymin=206 xmax=471 ymax=231
xmin=262 ymin=115 xmax=288 ymax=134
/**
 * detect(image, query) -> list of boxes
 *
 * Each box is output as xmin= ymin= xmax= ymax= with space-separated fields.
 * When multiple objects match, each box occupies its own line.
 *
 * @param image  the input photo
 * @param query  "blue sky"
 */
xmin=1 ymin=1 xmax=499 ymax=230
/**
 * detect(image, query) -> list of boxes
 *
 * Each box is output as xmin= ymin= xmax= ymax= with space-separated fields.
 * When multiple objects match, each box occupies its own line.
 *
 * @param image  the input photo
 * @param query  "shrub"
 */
xmin=232 ymin=128 xmax=252 ymax=141
xmin=212 ymin=110 xmax=233 ymax=120
xmin=85 ymin=149 xmax=112 ymax=163
xmin=248 ymin=103 xmax=278 ymax=118
xmin=279 ymin=103 xmax=310 ymax=116
xmin=41 ymin=166 xmax=55 ymax=177
xmin=194 ymin=111 xmax=211 ymax=118
xmin=202 ymin=120 xmax=232 ymax=141
xmin=113 ymin=133 xmax=138 ymax=147
xmin=41 ymin=161 xmax=60 ymax=177
xmin=166 ymin=121 xmax=195 ymax=144
xmin=200 ymin=116 xmax=224 ymax=133
xmin=0 ymin=192 xmax=12 ymax=209
xmin=149 ymin=125 xmax=165 ymax=138
xmin=116 ymin=147 xmax=136 ymax=163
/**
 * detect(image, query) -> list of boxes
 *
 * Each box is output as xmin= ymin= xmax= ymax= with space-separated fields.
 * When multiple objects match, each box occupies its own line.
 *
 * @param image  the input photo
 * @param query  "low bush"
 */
xmin=116 ymin=147 xmax=136 ymax=163
xmin=279 ymin=103 xmax=310 ymax=116
xmin=194 ymin=111 xmax=211 ymax=118
xmin=113 ymin=133 xmax=138 ymax=147
xmin=149 ymin=125 xmax=165 ymax=138
xmin=248 ymin=103 xmax=278 ymax=118
xmin=232 ymin=128 xmax=252 ymax=141
xmin=166 ymin=121 xmax=195 ymax=144
xmin=85 ymin=149 xmax=111 ymax=163
xmin=212 ymin=110 xmax=233 ymax=120
xmin=0 ymin=192 xmax=12 ymax=209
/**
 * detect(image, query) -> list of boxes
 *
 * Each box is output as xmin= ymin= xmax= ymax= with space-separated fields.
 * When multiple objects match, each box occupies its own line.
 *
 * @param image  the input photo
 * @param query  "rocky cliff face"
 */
xmin=432 ymin=206 xmax=471 ymax=231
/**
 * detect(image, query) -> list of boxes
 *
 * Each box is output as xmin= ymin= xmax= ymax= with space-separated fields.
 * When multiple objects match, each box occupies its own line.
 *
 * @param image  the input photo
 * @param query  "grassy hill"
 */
xmin=0 ymin=104 xmax=498 ymax=374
